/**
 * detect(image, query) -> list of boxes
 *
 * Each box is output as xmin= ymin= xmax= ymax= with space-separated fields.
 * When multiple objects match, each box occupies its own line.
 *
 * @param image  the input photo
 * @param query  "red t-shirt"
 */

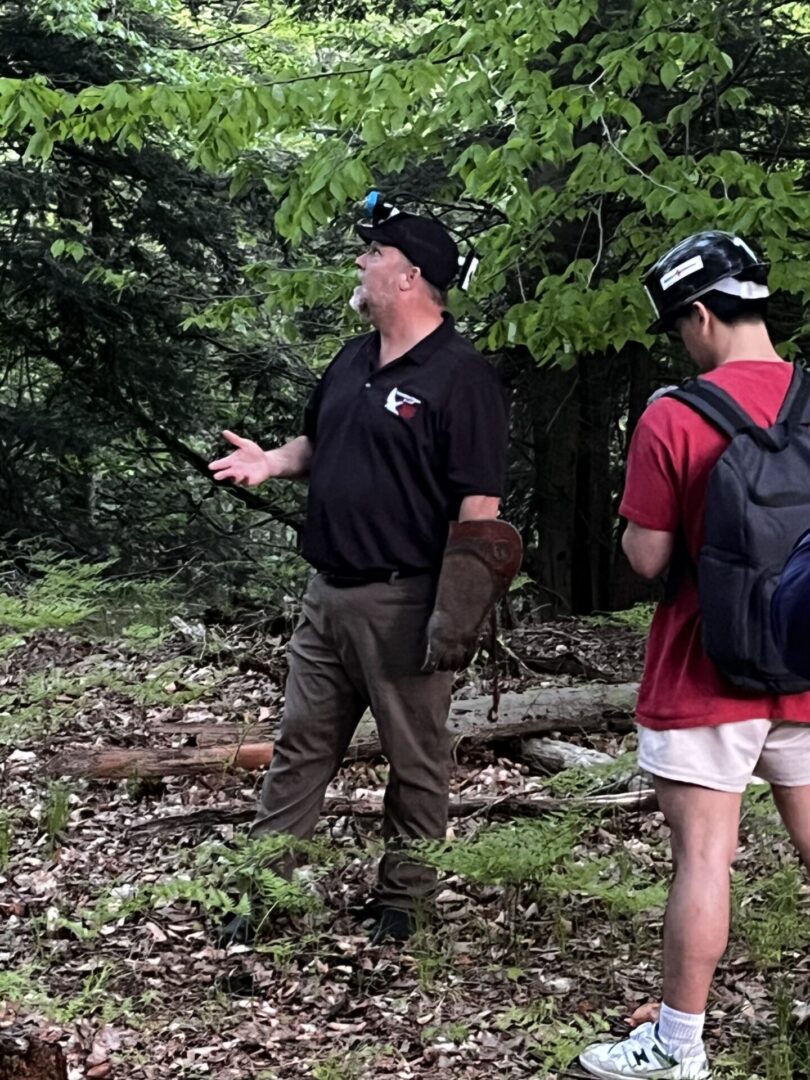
xmin=620 ymin=359 xmax=810 ymax=729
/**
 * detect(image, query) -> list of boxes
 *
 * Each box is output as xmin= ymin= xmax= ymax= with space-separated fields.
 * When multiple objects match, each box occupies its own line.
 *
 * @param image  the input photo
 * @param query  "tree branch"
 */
xmin=174 ymin=16 xmax=275 ymax=53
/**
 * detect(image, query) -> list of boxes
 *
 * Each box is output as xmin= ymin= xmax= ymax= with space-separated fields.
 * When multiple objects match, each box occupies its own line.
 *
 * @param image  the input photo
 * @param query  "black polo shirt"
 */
xmin=300 ymin=313 xmax=508 ymax=575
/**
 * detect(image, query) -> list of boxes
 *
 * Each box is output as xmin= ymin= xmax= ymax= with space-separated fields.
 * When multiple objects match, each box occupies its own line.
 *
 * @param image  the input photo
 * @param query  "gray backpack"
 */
xmin=664 ymin=366 xmax=810 ymax=693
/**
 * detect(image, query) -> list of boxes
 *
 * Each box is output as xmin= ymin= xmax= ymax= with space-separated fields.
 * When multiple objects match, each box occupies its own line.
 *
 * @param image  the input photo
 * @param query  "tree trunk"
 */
xmin=610 ymin=343 xmax=661 ymax=610
xmin=572 ymin=352 xmax=619 ymax=613
xmin=526 ymin=363 xmax=580 ymax=614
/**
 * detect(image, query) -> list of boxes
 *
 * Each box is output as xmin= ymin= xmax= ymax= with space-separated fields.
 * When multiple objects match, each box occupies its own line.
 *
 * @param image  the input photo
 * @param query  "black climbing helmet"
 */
xmin=644 ymin=231 xmax=770 ymax=333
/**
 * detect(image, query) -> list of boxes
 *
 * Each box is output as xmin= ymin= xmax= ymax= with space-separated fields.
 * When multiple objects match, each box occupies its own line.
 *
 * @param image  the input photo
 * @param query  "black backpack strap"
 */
xmin=664 ymin=379 xmax=757 ymax=439
xmin=777 ymin=364 xmax=810 ymax=427
xmin=662 ymin=525 xmax=693 ymax=606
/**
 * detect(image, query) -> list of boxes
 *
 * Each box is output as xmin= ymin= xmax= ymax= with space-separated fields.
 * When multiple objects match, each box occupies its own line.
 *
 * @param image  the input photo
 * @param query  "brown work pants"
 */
xmin=252 ymin=572 xmax=454 ymax=910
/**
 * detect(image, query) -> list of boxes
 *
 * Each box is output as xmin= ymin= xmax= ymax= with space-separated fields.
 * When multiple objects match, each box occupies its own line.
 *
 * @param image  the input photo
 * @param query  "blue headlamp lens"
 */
xmin=362 ymin=190 xmax=382 ymax=219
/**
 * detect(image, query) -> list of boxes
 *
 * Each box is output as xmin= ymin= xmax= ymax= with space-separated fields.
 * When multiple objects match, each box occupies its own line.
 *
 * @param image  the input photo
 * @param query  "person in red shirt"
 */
xmin=580 ymin=232 xmax=810 ymax=1080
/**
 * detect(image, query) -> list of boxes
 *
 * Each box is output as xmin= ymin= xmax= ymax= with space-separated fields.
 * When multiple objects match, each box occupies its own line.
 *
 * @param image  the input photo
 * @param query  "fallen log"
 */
xmin=129 ymin=788 xmax=658 ymax=837
xmin=362 ymin=682 xmax=638 ymax=757
xmin=157 ymin=722 xmax=272 ymax=747
xmin=0 ymin=1033 xmax=67 ymax=1080
xmin=49 ymin=683 xmax=638 ymax=779
xmin=519 ymin=737 xmax=615 ymax=773
xmin=47 ymin=742 xmax=276 ymax=779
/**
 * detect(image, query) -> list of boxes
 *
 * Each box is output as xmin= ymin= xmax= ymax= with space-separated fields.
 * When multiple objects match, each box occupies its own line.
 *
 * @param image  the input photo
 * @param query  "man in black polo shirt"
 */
xmin=209 ymin=207 xmax=509 ymax=943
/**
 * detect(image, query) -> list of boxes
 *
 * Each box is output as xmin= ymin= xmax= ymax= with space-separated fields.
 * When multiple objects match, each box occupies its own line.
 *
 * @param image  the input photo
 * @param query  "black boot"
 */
xmin=217 ymin=913 xmax=255 ymax=947
xmin=348 ymin=894 xmax=383 ymax=924
xmin=368 ymin=907 xmax=416 ymax=945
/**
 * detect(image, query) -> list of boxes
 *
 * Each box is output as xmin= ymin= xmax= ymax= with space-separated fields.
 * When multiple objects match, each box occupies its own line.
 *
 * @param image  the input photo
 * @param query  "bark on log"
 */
xmin=47 ymin=743 xmax=276 ymax=779
xmin=0 ymin=1034 xmax=67 ymax=1080
xmin=519 ymin=737 xmax=615 ymax=772
xmin=157 ymin=722 xmax=272 ymax=747
xmin=49 ymin=683 xmax=638 ymax=779
xmin=156 ymin=682 xmax=638 ymax=751
xmin=129 ymin=788 xmax=658 ymax=837
xmin=355 ymin=682 xmax=637 ymax=758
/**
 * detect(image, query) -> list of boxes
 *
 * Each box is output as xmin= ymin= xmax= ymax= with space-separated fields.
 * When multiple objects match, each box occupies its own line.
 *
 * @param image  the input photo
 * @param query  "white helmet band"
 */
xmin=690 ymin=275 xmax=770 ymax=303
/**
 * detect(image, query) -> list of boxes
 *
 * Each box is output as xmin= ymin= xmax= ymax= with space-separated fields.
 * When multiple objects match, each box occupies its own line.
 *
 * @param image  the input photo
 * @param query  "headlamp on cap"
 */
xmin=362 ymin=190 xmax=401 ymax=227
xmin=358 ymin=191 xmax=479 ymax=292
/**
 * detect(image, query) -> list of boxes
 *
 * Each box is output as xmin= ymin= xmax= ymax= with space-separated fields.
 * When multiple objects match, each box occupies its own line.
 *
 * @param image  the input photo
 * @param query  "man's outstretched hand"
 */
xmin=209 ymin=430 xmax=273 ymax=487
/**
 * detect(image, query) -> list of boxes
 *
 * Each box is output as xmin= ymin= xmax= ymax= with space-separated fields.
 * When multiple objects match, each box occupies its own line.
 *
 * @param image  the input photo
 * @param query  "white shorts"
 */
xmin=637 ymin=719 xmax=810 ymax=793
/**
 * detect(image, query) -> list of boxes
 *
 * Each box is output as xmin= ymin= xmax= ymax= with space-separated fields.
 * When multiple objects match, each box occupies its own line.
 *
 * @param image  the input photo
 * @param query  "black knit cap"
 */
xmin=355 ymin=212 xmax=459 ymax=290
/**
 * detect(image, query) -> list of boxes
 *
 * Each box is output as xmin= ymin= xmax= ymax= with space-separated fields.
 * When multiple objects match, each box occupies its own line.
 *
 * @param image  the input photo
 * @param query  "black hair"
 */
xmin=694 ymin=289 xmax=769 ymax=326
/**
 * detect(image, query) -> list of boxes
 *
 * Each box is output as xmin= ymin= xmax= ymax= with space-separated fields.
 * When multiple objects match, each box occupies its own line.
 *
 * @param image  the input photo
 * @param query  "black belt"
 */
xmin=320 ymin=568 xmax=432 ymax=588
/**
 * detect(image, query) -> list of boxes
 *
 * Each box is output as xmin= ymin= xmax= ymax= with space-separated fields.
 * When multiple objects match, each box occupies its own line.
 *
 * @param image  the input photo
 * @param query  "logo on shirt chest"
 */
xmin=384 ymin=387 xmax=422 ymax=421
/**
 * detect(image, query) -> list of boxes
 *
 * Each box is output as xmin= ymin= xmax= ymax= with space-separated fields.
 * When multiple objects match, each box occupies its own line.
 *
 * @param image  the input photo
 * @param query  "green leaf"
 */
xmin=660 ymin=61 xmax=679 ymax=90
xmin=766 ymin=173 xmax=789 ymax=198
xmin=23 ymin=129 xmax=54 ymax=161
xmin=614 ymin=100 xmax=642 ymax=127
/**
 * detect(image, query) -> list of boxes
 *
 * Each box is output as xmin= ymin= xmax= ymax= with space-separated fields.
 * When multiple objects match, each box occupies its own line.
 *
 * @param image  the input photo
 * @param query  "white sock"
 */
xmin=657 ymin=1002 xmax=705 ymax=1055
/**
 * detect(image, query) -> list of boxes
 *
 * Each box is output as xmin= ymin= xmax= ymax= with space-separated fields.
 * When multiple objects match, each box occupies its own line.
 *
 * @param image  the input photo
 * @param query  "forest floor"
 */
xmin=1 ymin=611 xmax=809 ymax=1079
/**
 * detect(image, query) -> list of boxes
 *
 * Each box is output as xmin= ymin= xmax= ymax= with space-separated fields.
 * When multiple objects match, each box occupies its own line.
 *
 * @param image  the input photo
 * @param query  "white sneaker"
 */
xmin=579 ymin=1022 xmax=710 ymax=1079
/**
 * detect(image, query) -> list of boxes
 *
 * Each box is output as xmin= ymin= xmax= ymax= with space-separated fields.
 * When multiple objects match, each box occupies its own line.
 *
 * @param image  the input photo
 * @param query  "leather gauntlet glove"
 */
xmin=422 ymin=520 xmax=522 ymax=673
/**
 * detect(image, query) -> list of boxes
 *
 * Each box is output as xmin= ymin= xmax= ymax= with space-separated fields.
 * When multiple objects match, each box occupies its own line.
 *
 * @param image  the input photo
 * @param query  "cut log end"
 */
xmin=0 ymin=1035 xmax=67 ymax=1080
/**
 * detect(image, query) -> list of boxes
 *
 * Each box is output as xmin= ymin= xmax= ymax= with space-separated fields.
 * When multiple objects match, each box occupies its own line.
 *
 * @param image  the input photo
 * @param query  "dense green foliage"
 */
xmin=1 ymin=0 xmax=809 ymax=611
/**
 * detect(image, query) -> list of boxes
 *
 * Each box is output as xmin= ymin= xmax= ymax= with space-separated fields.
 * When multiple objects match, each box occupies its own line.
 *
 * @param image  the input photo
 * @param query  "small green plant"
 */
xmin=120 ymin=622 xmax=171 ymax=649
xmin=418 ymin=813 xmax=597 ymax=954
xmin=311 ymin=1046 xmax=374 ymax=1080
xmin=418 ymin=813 xmax=589 ymax=887
xmin=0 ymin=963 xmax=138 ymax=1027
xmin=418 ymin=811 xmax=665 ymax=958
xmin=0 ymin=667 xmax=126 ymax=746
xmin=0 ymin=550 xmax=182 ymax=653
xmin=43 ymin=781 xmax=72 ymax=849
xmin=733 ymin=862 xmax=810 ymax=968
xmin=0 ymin=554 xmax=114 ymax=640
xmin=131 ymin=659 xmax=223 ymax=706
xmin=411 ymin=916 xmax=461 ymax=989
xmin=202 ymin=833 xmax=333 ymax=918
xmin=57 ymin=833 xmax=338 ymax=942
xmin=544 ymin=751 xmax=640 ymax=796
xmin=311 ymin=1059 xmax=349 ymax=1080
xmin=585 ymin=603 xmax=655 ymax=633
xmin=496 ymin=997 xmax=610 ymax=1077
xmin=753 ymin=982 xmax=810 ymax=1080
xmin=0 ymin=704 xmax=69 ymax=746
xmin=740 ymin=783 xmax=781 ymax=830
xmin=0 ymin=659 xmax=224 ymax=748
xmin=445 ymin=1022 xmax=471 ymax=1043
xmin=101 ymin=576 xmax=178 ymax=639
xmin=0 ymin=966 xmax=49 ymax=1009
xmin=52 ymin=965 xmax=114 ymax=1023
xmin=543 ymin=851 xmax=668 ymax=918
xmin=0 ymin=808 xmax=19 ymax=868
